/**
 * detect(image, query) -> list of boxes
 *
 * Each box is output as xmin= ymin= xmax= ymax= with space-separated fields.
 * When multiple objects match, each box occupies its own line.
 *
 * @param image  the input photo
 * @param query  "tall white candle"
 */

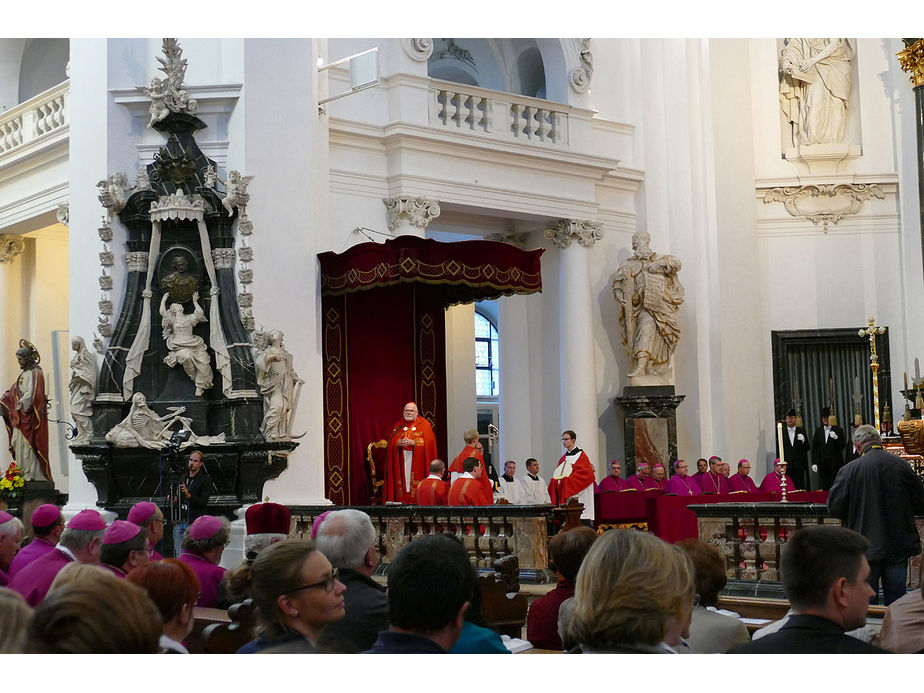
xmin=777 ymin=421 xmax=785 ymax=465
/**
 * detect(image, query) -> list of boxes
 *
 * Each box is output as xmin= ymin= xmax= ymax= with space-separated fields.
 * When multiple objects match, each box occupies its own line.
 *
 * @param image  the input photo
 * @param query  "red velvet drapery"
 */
xmin=318 ymin=235 xmax=544 ymax=504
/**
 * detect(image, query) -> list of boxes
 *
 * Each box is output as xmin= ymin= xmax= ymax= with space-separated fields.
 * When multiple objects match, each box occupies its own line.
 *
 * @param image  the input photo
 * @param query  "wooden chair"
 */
xmin=479 ymin=555 xmax=528 ymax=638
xmin=199 ymin=599 xmax=258 ymax=654
xmin=366 ymin=440 xmax=388 ymax=504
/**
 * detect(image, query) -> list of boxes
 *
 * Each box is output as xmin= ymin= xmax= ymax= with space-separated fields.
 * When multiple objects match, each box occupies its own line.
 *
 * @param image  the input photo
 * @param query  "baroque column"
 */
xmin=545 ymin=220 xmax=602 ymax=475
xmin=898 ymin=40 xmax=924 ymax=285
xmin=384 ymin=196 xmax=441 ymax=237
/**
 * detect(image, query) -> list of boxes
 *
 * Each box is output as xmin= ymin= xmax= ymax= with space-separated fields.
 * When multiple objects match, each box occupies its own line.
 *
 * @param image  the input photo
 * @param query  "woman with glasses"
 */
xmin=127 ymin=559 xmax=201 ymax=654
xmin=237 ymin=538 xmax=346 ymax=653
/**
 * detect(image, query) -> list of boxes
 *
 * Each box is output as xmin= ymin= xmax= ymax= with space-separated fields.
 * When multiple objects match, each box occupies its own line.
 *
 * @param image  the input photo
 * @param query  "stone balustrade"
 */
xmin=430 ymin=79 xmax=568 ymax=146
xmin=0 ymin=81 xmax=69 ymax=157
xmin=288 ymin=504 xmax=556 ymax=583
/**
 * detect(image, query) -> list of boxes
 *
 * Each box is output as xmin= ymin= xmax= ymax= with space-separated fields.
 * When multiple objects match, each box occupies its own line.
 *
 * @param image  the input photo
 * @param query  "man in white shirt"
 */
xmin=518 ymin=458 xmax=552 ymax=505
xmin=496 ymin=460 xmax=520 ymax=503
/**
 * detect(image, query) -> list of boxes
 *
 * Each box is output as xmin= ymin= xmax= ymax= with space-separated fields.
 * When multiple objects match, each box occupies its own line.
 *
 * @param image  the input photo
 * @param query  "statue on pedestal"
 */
xmin=0 ymin=340 xmax=52 ymax=481
xmin=160 ymin=291 xmax=213 ymax=396
xmin=69 ymin=336 xmax=97 ymax=445
xmin=612 ymin=231 xmax=684 ymax=386
xmin=255 ymin=330 xmax=304 ymax=441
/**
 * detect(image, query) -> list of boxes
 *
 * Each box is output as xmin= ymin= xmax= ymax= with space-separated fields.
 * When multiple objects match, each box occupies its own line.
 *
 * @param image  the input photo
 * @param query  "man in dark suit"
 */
xmin=729 ymin=526 xmax=884 ymax=653
xmin=777 ymin=408 xmax=810 ymax=490
xmin=180 ymin=449 xmax=213 ymax=523
xmin=812 ymin=407 xmax=847 ymax=491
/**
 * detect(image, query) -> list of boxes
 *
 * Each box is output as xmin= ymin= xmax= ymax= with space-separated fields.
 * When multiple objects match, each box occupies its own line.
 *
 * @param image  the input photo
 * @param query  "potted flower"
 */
xmin=0 ymin=462 xmax=24 ymax=508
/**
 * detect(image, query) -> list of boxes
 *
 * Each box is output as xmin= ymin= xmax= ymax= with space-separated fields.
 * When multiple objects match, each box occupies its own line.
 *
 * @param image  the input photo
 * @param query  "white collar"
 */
xmin=460 ymin=472 xmax=474 ymax=479
xmin=56 ymin=545 xmax=77 ymax=562
xmin=426 ymin=474 xmax=442 ymax=480
xmin=159 ymin=634 xmax=189 ymax=654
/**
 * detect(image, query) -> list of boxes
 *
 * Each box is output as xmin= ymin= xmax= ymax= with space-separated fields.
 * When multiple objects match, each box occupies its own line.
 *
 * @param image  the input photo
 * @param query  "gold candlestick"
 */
xmin=858 ymin=316 xmax=887 ymax=433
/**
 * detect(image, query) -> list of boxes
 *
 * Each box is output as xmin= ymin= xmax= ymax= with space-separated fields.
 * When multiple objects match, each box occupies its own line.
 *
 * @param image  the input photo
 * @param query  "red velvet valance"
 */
xmin=318 ymin=235 xmax=544 ymax=306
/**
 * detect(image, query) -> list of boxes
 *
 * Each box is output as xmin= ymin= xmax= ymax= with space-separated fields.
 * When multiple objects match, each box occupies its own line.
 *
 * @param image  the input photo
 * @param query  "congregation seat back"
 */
xmin=199 ymin=599 xmax=258 ymax=654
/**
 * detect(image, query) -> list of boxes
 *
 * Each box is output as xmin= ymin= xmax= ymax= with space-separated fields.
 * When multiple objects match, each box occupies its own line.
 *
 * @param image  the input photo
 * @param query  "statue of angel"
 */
xmin=222 ymin=170 xmax=254 ymax=217
xmin=96 ymin=173 xmax=128 ymax=218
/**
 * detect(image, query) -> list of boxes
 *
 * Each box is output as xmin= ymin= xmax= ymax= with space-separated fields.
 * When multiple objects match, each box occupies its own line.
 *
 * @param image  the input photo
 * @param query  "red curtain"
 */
xmin=319 ymin=236 xmax=543 ymax=505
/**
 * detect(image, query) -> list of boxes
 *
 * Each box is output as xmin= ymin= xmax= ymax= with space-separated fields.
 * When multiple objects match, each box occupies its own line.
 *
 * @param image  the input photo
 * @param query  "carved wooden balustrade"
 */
xmin=288 ymin=504 xmax=556 ymax=583
xmin=430 ymin=79 xmax=568 ymax=146
xmin=0 ymin=81 xmax=69 ymax=157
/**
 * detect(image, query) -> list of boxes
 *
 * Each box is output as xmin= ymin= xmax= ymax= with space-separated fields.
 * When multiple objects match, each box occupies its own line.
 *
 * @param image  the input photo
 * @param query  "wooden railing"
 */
xmin=0 ymin=81 xmax=69 ymax=157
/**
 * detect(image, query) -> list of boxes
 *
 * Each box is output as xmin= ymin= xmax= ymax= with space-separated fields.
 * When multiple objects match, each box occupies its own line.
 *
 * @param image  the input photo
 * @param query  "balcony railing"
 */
xmin=430 ymin=79 xmax=568 ymax=147
xmin=0 ymin=81 xmax=69 ymax=157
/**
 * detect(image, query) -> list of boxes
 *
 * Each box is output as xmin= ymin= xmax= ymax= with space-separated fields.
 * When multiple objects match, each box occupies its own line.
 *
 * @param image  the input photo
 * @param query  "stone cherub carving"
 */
xmin=221 ymin=170 xmax=254 ymax=217
xmin=96 ymin=173 xmax=128 ymax=218
xmin=612 ymin=231 xmax=684 ymax=386
xmin=159 ymin=291 xmax=213 ymax=396
xmin=69 ymin=336 xmax=98 ymax=445
xmin=779 ymin=38 xmax=854 ymax=146
xmin=255 ymin=330 xmax=304 ymax=441
xmin=140 ymin=38 xmax=199 ymax=128
xmin=105 ymin=392 xmax=225 ymax=449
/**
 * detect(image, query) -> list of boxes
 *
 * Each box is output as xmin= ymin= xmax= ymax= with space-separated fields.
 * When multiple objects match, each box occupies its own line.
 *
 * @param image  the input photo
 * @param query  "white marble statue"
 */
xmin=159 ymin=291 xmax=213 ymax=396
xmin=779 ymin=38 xmax=853 ymax=146
xmin=69 ymin=336 xmax=97 ymax=445
xmin=96 ymin=173 xmax=128 ymax=218
xmin=255 ymin=330 xmax=304 ymax=441
xmin=221 ymin=170 xmax=254 ymax=216
xmin=105 ymin=392 xmax=225 ymax=449
xmin=612 ymin=231 xmax=684 ymax=386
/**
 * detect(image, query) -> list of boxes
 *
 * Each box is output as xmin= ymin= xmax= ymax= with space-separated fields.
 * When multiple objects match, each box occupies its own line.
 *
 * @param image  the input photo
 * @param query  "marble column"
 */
xmin=0 ymin=236 xmax=26 ymax=436
xmin=545 ymin=219 xmax=603 ymax=475
xmin=383 ymin=196 xmax=441 ymax=237
xmin=897 ymin=40 xmax=924 ymax=286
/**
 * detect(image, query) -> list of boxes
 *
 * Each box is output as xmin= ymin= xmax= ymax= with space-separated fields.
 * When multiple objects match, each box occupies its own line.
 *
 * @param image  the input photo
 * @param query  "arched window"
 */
xmin=475 ymin=312 xmax=499 ymax=398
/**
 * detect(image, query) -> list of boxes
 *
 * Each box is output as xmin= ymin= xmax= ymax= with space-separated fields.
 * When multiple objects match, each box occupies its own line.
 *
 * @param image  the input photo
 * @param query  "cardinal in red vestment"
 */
xmin=385 ymin=402 xmax=438 ymax=503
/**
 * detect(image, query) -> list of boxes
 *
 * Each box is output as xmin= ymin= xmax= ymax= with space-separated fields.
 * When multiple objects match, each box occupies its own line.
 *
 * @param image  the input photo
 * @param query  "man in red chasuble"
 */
xmin=448 ymin=458 xmax=493 ymax=506
xmin=385 ymin=402 xmax=438 ymax=503
xmin=548 ymin=430 xmax=596 ymax=522
xmin=448 ymin=428 xmax=492 ymax=500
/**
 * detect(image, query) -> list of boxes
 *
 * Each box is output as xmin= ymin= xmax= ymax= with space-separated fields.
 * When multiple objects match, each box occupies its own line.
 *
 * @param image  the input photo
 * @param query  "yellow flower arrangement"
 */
xmin=0 ymin=463 xmax=24 ymax=498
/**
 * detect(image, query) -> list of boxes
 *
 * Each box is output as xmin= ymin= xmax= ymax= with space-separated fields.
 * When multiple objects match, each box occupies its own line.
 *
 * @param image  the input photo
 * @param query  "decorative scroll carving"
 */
xmin=139 ymin=38 xmax=199 ymax=127
xmin=486 ymin=231 xmax=531 ymax=248
xmin=150 ymin=191 xmax=205 ymax=222
xmin=897 ymin=39 xmax=924 ymax=88
xmin=0 ymin=235 xmax=25 ymax=263
xmin=569 ymin=38 xmax=593 ymax=93
xmin=763 ymin=183 xmax=884 ymax=231
xmin=125 ymin=252 xmax=149 ymax=272
xmin=56 ymin=204 xmax=69 ymax=227
xmin=403 ymin=38 xmax=434 ymax=62
xmin=384 ymin=196 xmax=441 ymax=232
xmin=544 ymin=219 xmax=603 ymax=249
xmin=212 ymin=248 xmax=235 ymax=269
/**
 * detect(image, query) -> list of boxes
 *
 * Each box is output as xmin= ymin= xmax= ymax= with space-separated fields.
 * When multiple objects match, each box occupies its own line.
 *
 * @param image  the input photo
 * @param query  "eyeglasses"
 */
xmin=285 ymin=567 xmax=339 ymax=595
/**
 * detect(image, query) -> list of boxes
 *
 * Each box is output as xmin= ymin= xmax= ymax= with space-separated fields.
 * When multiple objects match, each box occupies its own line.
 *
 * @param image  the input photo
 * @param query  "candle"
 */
xmin=777 ymin=421 xmax=785 ymax=465
xmin=916 ymin=357 xmax=921 ymax=382
xmin=905 ymin=372 xmax=909 ymax=392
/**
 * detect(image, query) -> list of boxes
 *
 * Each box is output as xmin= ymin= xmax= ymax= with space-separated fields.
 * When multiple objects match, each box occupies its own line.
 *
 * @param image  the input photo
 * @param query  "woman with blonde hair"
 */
xmin=565 ymin=528 xmax=694 ymax=653
xmin=237 ymin=538 xmax=346 ymax=653
xmin=0 ymin=587 xmax=32 ymax=652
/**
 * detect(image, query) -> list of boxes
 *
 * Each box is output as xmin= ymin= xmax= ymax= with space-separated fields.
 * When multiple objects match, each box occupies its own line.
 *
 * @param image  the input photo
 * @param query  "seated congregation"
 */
xmin=0 ymin=497 xmax=915 ymax=654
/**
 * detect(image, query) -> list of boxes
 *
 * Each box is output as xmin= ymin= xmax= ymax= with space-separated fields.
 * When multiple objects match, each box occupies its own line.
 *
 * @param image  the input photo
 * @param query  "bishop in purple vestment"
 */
xmin=597 ymin=460 xmax=629 ymax=492
xmin=627 ymin=462 xmax=660 ymax=491
xmin=664 ymin=459 xmax=701 ymax=496
xmin=8 ymin=504 xmax=63 ymax=579
xmin=728 ymin=459 xmax=759 ymax=493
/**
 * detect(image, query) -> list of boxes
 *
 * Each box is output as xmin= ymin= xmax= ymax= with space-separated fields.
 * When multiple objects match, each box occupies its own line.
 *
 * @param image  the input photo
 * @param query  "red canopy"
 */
xmin=318 ymin=235 xmax=544 ymax=305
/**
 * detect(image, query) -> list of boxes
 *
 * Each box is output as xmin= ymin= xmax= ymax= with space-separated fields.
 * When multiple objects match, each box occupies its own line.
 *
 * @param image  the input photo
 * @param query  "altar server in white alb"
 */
xmin=495 ymin=460 xmax=520 ymax=503
xmin=548 ymin=431 xmax=596 ymax=522
xmin=518 ymin=458 xmax=552 ymax=505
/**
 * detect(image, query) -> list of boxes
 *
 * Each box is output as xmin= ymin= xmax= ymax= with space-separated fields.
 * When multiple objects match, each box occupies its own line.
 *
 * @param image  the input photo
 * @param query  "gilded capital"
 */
xmin=897 ymin=39 xmax=924 ymax=87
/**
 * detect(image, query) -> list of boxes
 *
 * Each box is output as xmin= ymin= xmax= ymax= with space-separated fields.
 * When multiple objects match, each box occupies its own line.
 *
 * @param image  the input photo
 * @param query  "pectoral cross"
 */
xmin=858 ymin=316 xmax=887 ymax=433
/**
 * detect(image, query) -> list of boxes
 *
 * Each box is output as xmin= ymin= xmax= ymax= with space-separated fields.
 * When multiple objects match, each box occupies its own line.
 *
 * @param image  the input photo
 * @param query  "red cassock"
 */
xmin=448 ymin=477 xmax=492 ymax=506
xmin=548 ymin=451 xmax=596 ymax=506
xmin=416 ymin=477 xmax=450 ymax=505
xmin=385 ymin=416 xmax=438 ymax=503
xmin=449 ymin=444 xmax=493 ymax=501
xmin=0 ymin=366 xmax=51 ymax=482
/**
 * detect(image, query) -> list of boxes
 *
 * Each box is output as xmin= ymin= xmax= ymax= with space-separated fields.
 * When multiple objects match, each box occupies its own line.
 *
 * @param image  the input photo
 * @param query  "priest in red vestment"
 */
xmin=448 ymin=458 xmax=493 ymax=505
xmin=448 ymin=428 xmax=493 ymax=501
xmin=548 ymin=430 xmax=596 ymax=521
xmin=417 ymin=459 xmax=451 ymax=505
xmin=1 ymin=342 xmax=51 ymax=482
xmin=759 ymin=458 xmax=796 ymax=494
xmin=728 ymin=459 xmax=759 ymax=493
xmin=385 ymin=402 xmax=438 ymax=503
xmin=596 ymin=460 xmax=629 ymax=493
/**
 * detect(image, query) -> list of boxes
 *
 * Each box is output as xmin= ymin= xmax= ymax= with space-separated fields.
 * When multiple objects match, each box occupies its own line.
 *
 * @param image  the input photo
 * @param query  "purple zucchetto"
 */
xmin=189 ymin=515 xmax=223 ymax=541
xmin=310 ymin=510 xmax=332 ymax=539
xmin=636 ymin=461 xmax=650 ymax=469
xmin=127 ymin=501 xmax=158 ymax=525
xmin=103 ymin=519 xmax=143 ymax=545
xmin=31 ymin=504 xmax=62 ymax=528
xmin=67 ymin=509 xmax=106 ymax=531
xmin=0 ymin=510 xmax=13 ymax=525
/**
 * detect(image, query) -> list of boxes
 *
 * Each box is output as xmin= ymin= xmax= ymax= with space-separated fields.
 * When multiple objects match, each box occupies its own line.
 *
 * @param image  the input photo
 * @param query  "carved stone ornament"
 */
xmin=133 ymin=167 xmax=153 ymax=191
xmin=150 ymin=191 xmax=205 ymax=222
xmin=403 ymin=38 xmax=434 ymax=62
xmin=97 ymin=173 xmax=128 ymax=218
xmin=99 ymin=251 xmax=115 ymax=267
xmin=238 ymin=291 xmax=254 ymax=309
xmin=139 ymin=38 xmax=199 ymax=128
xmin=125 ymin=251 xmax=149 ymax=272
xmin=384 ymin=196 xmax=441 ymax=232
xmin=569 ymin=39 xmax=593 ymax=93
xmin=238 ymin=215 xmax=254 ymax=236
xmin=897 ymin=39 xmax=924 ymax=87
xmin=238 ymin=268 xmax=254 ymax=284
xmin=97 ymin=218 xmax=113 ymax=243
xmin=105 ymin=392 xmax=224 ymax=449
xmin=98 ymin=298 xmax=113 ymax=316
xmin=544 ymin=219 xmax=603 ymax=249
xmin=99 ymin=273 xmax=113 ymax=291
xmin=97 ymin=317 xmax=113 ymax=337
xmin=238 ymin=246 xmax=254 ymax=263
xmin=212 ymin=247 xmax=236 ymax=269
xmin=763 ymin=183 xmax=884 ymax=232
xmin=56 ymin=204 xmax=69 ymax=227
xmin=486 ymin=231 xmax=532 ymax=248
xmin=0 ymin=235 xmax=26 ymax=263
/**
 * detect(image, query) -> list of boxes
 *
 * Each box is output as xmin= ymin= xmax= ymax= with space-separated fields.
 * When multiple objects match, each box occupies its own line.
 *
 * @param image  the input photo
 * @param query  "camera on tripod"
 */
xmin=163 ymin=428 xmax=192 ymax=476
